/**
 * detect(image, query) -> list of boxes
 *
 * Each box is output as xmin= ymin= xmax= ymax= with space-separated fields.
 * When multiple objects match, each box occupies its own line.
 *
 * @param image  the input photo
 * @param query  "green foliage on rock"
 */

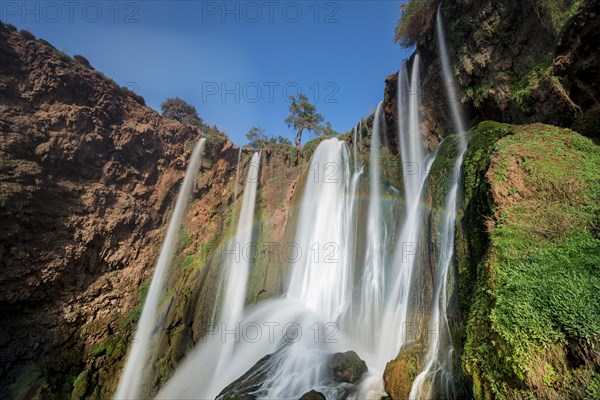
xmin=459 ymin=122 xmax=600 ymax=399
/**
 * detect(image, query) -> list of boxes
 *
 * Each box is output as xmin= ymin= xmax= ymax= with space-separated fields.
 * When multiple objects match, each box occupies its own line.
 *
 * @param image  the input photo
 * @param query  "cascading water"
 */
xmin=259 ymin=138 xmax=357 ymax=398
xmin=409 ymin=6 xmax=468 ymax=399
xmin=156 ymin=152 xmax=262 ymax=398
xmin=287 ymin=139 xmax=354 ymax=324
xmin=377 ymin=55 xmax=434 ymax=368
xmin=233 ymin=147 xmax=243 ymax=201
xmin=436 ymin=4 xmax=466 ymax=140
xmin=159 ymin=139 xmax=357 ymax=399
xmin=114 ymin=138 xmax=205 ymax=400
xmin=220 ymin=152 xmax=261 ymax=329
xmin=357 ymin=102 xmax=385 ymax=348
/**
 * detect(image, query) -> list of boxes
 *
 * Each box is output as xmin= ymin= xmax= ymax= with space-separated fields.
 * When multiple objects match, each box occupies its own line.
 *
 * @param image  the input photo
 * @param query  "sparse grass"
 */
xmin=530 ymin=0 xmax=584 ymax=35
xmin=511 ymin=63 xmax=550 ymax=113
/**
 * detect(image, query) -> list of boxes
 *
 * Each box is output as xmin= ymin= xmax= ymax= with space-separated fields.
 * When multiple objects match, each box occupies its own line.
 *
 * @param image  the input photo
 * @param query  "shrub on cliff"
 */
xmin=246 ymin=126 xmax=292 ymax=149
xmin=160 ymin=97 xmax=205 ymax=130
xmin=393 ymin=0 xmax=437 ymax=47
xmin=73 ymin=54 xmax=93 ymax=69
xmin=18 ymin=29 xmax=36 ymax=41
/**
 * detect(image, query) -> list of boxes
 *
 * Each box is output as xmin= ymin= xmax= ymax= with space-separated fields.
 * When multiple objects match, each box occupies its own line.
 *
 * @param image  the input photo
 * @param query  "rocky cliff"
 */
xmin=0 ymin=22 xmax=214 ymax=398
xmin=382 ymin=0 xmax=600 ymax=151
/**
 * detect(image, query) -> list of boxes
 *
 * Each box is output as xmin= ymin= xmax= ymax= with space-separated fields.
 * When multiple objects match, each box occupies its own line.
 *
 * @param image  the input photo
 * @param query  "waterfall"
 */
xmin=287 ymin=139 xmax=354 ymax=323
xmin=213 ymin=150 xmax=261 ymax=384
xmin=258 ymin=138 xmax=358 ymax=398
xmin=376 ymin=55 xmax=435 ymax=369
xmin=114 ymin=138 xmax=205 ymax=400
xmin=233 ymin=147 xmax=243 ymax=201
xmin=161 ymin=139 xmax=356 ymax=398
xmin=409 ymin=6 xmax=468 ymax=398
xmin=353 ymin=126 xmax=359 ymax=169
xmin=357 ymin=102 xmax=385 ymax=348
xmin=436 ymin=4 xmax=466 ymax=140
xmin=359 ymin=120 xmax=364 ymax=150
xmin=156 ymin=152 xmax=262 ymax=398
xmin=401 ymin=56 xmax=425 ymax=203
xmin=220 ymin=151 xmax=261 ymax=328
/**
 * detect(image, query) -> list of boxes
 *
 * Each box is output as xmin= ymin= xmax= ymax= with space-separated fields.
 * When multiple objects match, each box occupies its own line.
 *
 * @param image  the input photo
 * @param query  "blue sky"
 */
xmin=2 ymin=1 xmax=412 ymax=145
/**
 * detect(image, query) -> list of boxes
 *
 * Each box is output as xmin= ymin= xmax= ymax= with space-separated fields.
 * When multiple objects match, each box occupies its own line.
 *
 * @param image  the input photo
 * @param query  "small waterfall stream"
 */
xmin=156 ymin=153 xmax=262 ymax=398
xmin=357 ymin=102 xmax=385 ymax=347
xmin=114 ymin=138 xmax=206 ymax=400
xmin=220 ymin=152 xmax=261 ymax=329
xmin=377 ymin=55 xmax=434 ymax=368
xmin=409 ymin=6 xmax=468 ymax=399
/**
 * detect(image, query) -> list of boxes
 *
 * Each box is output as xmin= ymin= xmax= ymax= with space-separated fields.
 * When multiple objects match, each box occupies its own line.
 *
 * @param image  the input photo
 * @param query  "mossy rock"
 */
xmin=383 ymin=344 xmax=425 ymax=400
xmin=460 ymin=121 xmax=600 ymax=399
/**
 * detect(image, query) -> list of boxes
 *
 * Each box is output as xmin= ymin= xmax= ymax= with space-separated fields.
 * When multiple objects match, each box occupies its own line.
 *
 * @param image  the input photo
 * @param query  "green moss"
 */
xmin=90 ymin=343 xmax=106 ymax=357
xmin=461 ymin=122 xmax=600 ymax=399
xmin=71 ymin=370 xmax=88 ymax=400
xmin=511 ymin=62 xmax=551 ymax=113
xmin=531 ymin=0 xmax=583 ymax=34
xmin=125 ymin=281 xmax=150 ymax=328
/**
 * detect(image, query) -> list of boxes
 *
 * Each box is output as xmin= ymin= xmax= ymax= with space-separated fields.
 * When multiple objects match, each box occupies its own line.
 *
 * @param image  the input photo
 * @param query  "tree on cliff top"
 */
xmin=160 ymin=97 xmax=204 ymax=129
xmin=285 ymin=94 xmax=324 ymax=148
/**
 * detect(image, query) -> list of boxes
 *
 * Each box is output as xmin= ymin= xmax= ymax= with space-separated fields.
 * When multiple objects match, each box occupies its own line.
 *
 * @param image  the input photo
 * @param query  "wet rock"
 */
xmin=299 ymin=389 xmax=326 ymax=400
xmin=328 ymin=351 xmax=368 ymax=384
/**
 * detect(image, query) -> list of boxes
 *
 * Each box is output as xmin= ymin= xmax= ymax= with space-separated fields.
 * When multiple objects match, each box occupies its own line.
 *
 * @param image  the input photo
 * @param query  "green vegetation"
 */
xmin=394 ymin=0 xmax=582 ymax=47
xmin=125 ymin=281 xmax=150 ymax=328
xmin=461 ymin=122 xmax=600 ymax=399
xmin=530 ymin=0 xmax=584 ymax=35
xmin=3 ymin=22 xmax=18 ymax=31
xmin=71 ymin=370 xmax=88 ymax=399
xmin=0 ymin=74 xmax=11 ymax=91
xmin=160 ymin=97 xmax=205 ymax=129
xmin=285 ymin=93 xmax=325 ymax=148
xmin=511 ymin=63 xmax=551 ymax=113
xmin=246 ymin=126 xmax=292 ymax=149
xmin=119 ymin=85 xmax=146 ymax=106
xmin=393 ymin=0 xmax=437 ymax=47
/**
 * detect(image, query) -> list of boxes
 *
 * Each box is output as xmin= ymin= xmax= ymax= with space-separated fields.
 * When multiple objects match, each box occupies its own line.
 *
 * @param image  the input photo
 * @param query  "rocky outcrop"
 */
xmin=381 ymin=0 xmax=600 ymax=150
xmin=217 ymin=349 xmax=368 ymax=399
xmin=327 ymin=351 xmax=368 ymax=384
xmin=0 ymin=22 xmax=216 ymax=398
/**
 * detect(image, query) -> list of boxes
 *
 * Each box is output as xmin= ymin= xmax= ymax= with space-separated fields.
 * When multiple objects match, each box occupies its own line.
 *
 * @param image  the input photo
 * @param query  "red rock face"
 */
xmin=0 ymin=24 xmax=201 ymax=397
